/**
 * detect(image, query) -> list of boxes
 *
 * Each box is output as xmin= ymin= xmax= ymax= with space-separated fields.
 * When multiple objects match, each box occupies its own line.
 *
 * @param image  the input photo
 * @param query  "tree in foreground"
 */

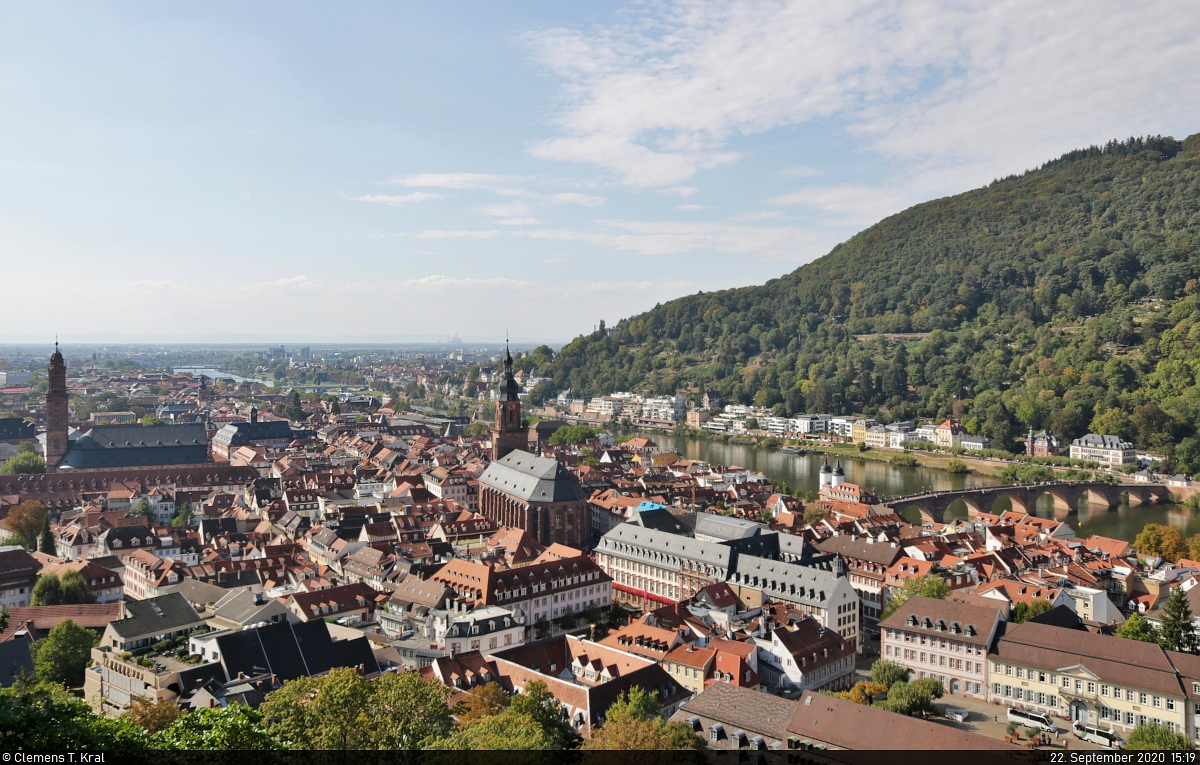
xmin=0 ymin=682 xmax=149 ymax=750
xmin=456 ymin=681 xmax=510 ymax=725
xmin=880 ymin=575 xmax=950 ymax=619
xmin=158 ymin=704 xmax=281 ymax=750
xmin=1126 ymin=722 xmax=1193 ymax=750
xmin=506 ymin=680 xmax=579 ymax=750
xmin=583 ymin=687 xmax=704 ymax=750
xmin=1117 ymin=613 xmax=1160 ymax=643
xmin=427 ymin=708 xmax=554 ymax=750
xmin=1158 ymin=586 xmax=1199 ymax=654
xmin=33 ymin=619 xmax=97 ymax=686
xmin=125 ymin=697 xmax=182 ymax=733
xmin=259 ymin=667 xmax=455 ymax=749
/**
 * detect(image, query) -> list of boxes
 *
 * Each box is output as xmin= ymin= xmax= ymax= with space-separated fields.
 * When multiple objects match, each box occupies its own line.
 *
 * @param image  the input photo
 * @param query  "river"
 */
xmin=172 ymin=367 xmax=262 ymax=384
xmin=632 ymin=431 xmax=1189 ymax=544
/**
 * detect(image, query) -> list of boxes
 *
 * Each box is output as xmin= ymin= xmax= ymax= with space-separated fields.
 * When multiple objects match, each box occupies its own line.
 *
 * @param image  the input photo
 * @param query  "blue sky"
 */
xmin=3 ymin=0 xmax=1200 ymax=343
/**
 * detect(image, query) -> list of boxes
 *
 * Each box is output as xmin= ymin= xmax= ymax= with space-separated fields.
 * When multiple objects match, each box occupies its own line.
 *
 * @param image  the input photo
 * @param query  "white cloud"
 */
xmin=525 ymin=0 xmax=1200 ymax=191
xmin=415 ymin=230 xmax=500 ymax=239
xmin=660 ymin=186 xmax=699 ymax=197
xmin=498 ymin=217 xmax=540 ymax=225
xmin=543 ymin=192 xmax=606 ymax=206
xmin=514 ymin=220 xmax=833 ymax=262
xmin=388 ymin=173 xmax=527 ymax=191
xmin=766 ymin=185 xmax=916 ymax=224
xmin=729 ymin=210 xmax=786 ymax=221
xmin=352 ymin=192 xmax=443 ymax=206
xmin=781 ymin=166 xmax=822 ymax=178
xmin=676 ymin=204 xmax=712 ymax=211
xmin=482 ymin=201 xmax=532 ymax=217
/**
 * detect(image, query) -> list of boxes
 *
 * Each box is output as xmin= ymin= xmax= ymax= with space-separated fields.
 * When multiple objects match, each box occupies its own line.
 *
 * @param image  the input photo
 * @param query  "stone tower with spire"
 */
xmin=45 ymin=342 xmax=69 ymax=471
xmin=491 ymin=342 xmax=527 ymax=460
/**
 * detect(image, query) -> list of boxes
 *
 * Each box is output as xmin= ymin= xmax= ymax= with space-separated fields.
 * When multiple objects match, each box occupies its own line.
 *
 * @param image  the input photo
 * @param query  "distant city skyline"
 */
xmin=4 ymin=1 xmax=1199 ymax=341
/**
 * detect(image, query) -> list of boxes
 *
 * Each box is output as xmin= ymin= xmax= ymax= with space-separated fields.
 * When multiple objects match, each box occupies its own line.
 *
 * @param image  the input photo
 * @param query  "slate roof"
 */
xmin=213 ymin=420 xmax=297 ymax=448
xmin=0 ymin=418 xmax=35 ymax=441
xmin=730 ymin=556 xmax=843 ymax=608
xmin=596 ymin=522 xmax=734 ymax=571
xmin=694 ymin=513 xmax=764 ymax=541
xmin=478 ymin=451 xmax=584 ymax=504
xmin=59 ymin=424 xmax=210 ymax=469
xmin=0 ymin=641 xmax=34 ymax=687
xmin=1072 ymin=433 xmax=1134 ymax=450
xmin=108 ymin=593 xmax=204 ymax=638
xmin=213 ymin=619 xmax=379 ymax=682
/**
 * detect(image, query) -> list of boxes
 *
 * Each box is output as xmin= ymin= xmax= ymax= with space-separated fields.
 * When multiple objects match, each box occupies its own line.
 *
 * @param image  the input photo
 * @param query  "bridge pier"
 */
xmin=885 ymin=481 xmax=1162 ymax=526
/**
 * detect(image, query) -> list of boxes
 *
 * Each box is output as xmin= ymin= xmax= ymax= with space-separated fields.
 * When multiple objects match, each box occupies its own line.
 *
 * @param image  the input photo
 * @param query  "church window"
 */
xmin=52 ymin=413 xmax=61 ymax=426
xmin=52 ymin=438 xmax=60 ymax=450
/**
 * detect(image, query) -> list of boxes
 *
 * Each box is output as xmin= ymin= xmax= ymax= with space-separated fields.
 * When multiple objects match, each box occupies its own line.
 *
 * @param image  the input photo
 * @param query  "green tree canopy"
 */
xmin=507 ymin=680 xmax=579 ymax=750
xmin=159 ymin=704 xmax=281 ymax=750
xmin=258 ymin=667 xmax=455 ymax=750
xmin=171 ymin=502 xmax=193 ymax=528
xmin=1158 ymin=586 xmax=1199 ymax=654
xmin=548 ymin=424 xmax=598 ymax=446
xmin=1116 ymin=613 xmax=1160 ymax=643
xmin=0 ymin=682 xmax=149 ymax=750
xmin=582 ymin=687 xmax=703 ymax=750
xmin=38 ymin=514 xmax=55 ymax=555
xmin=1 ymin=452 xmax=46 ymax=475
xmin=33 ymin=619 xmax=98 ymax=686
xmin=870 ymin=659 xmax=911 ymax=689
xmin=881 ymin=575 xmax=950 ymax=619
xmin=1010 ymin=599 xmax=1055 ymax=623
xmin=1127 ymin=722 xmax=1194 ymax=750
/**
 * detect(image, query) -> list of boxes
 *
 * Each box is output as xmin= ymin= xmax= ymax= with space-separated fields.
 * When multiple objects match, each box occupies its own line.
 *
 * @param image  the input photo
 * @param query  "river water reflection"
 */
xmin=631 ymin=431 xmax=1188 ymax=543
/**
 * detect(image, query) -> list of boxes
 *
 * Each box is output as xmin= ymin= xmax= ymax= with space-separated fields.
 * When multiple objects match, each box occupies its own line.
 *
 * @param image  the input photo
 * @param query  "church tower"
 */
xmin=45 ymin=343 xmax=69 ymax=471
xmin=491 ymin=343 xmax=527 ymax=460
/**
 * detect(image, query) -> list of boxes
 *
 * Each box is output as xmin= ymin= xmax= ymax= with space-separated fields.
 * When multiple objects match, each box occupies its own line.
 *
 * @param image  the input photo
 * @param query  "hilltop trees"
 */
xmin=537 ymin=134 xmax=1200 ymax=467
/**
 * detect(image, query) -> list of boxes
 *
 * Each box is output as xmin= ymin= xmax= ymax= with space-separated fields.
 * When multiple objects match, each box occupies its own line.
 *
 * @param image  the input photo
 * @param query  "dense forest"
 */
xmin=533 ymin=133 xmax=1200 ymax=472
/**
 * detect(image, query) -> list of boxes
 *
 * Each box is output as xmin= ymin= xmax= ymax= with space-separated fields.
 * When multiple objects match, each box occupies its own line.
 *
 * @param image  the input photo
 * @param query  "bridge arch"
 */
xmin=1032 ymin=487 xmax=1076 ymax=513
xmin=997 ymin=492 xmax=1029 ymax=514
xmin=1079 ymin=486 xmax=1119 ymax=508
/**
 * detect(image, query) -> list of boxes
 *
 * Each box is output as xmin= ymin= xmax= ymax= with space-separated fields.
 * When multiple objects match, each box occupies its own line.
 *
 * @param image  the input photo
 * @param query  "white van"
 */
xmin=1007 ymin=708 xmax=1058 ymax=732
xmin=1073 ymin=722 xmax=1124 ymax=749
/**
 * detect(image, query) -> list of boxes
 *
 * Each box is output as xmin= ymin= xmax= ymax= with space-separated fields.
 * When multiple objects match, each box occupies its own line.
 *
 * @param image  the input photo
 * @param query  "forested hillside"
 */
xmin=535 ymin=133 xmax=1200 ymax=472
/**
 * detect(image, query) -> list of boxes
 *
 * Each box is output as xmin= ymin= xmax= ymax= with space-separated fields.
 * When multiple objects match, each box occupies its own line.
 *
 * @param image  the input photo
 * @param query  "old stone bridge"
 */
xmin=886 ymin=481 xmax=1170 ymax=524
